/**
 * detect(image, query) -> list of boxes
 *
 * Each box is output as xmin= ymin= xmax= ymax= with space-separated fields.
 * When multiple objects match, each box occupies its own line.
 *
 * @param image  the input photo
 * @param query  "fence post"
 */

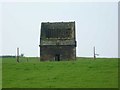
xmin=93 ymin=46 xmax=96 ymax=59
xmin=17 ymin=48 xmax=19 ymax=63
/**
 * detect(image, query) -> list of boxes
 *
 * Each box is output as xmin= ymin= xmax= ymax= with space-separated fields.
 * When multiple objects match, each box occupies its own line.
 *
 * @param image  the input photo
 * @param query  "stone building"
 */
xmin=39 ymin=21 xmax=77 ymax=61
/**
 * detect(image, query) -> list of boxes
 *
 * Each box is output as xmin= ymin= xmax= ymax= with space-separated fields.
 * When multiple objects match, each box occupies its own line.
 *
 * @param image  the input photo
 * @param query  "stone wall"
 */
xmin=40 ymin=22 xmax=76 ymax=61
xmin=40 ymin=45 xmax=76 ymax=61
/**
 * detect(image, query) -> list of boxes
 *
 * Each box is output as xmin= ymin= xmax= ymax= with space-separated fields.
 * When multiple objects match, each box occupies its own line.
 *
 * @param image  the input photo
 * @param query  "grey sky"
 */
xmin=1 ymin=2 xmax=118 ymax=57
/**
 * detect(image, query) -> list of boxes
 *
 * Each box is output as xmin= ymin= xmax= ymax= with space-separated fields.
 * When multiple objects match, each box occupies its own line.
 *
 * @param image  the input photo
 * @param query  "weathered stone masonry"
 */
xmin=39 ymin=22 xmax=77 ymax=61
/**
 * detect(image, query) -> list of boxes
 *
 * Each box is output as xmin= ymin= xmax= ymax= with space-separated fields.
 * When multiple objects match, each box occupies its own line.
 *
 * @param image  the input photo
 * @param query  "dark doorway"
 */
xmin=55 ymin=54 xmax=60 ymax=61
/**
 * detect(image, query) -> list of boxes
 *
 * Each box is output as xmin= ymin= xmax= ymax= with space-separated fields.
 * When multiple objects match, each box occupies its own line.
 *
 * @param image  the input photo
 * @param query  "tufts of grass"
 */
xmin=2 ymin=57 xmax=118 ymax=88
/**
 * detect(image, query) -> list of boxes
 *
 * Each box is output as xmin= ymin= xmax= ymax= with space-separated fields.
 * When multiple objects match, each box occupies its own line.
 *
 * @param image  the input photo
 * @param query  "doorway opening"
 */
xmin=55 ymin=54 xmax=60 ymax=61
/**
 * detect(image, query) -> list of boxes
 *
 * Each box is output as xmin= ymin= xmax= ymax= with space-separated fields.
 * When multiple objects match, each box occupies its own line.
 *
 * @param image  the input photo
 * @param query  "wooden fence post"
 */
xmin=93 ymin=46 xmax=96 ymax=59
xmin=17 ymin=48 xmax=19 ymax=63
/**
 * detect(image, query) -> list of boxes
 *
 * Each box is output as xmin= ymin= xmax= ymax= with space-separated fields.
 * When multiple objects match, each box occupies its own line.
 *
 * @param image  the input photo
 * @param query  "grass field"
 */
xmin=0 ymin=58 xmax=2 ymax=89
xmin=2 ymin=57 xmax=118 ymax=88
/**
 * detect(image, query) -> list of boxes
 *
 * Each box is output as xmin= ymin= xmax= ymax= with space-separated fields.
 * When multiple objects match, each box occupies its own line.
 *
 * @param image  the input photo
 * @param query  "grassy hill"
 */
xmin=2 ymin=57 xmax=118 ymax=88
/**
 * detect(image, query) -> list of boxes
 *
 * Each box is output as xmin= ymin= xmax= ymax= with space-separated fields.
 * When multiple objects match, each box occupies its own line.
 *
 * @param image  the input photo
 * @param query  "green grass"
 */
xmin=2 ymin=57 xmax=118 ymax=88
xmin=0 ymin=58 xmax=2 ymax=89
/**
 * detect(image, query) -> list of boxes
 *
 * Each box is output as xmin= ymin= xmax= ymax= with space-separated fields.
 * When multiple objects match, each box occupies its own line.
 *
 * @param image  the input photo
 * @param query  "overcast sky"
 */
xmin=1 ymin=2 xmax=118 ymax=57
